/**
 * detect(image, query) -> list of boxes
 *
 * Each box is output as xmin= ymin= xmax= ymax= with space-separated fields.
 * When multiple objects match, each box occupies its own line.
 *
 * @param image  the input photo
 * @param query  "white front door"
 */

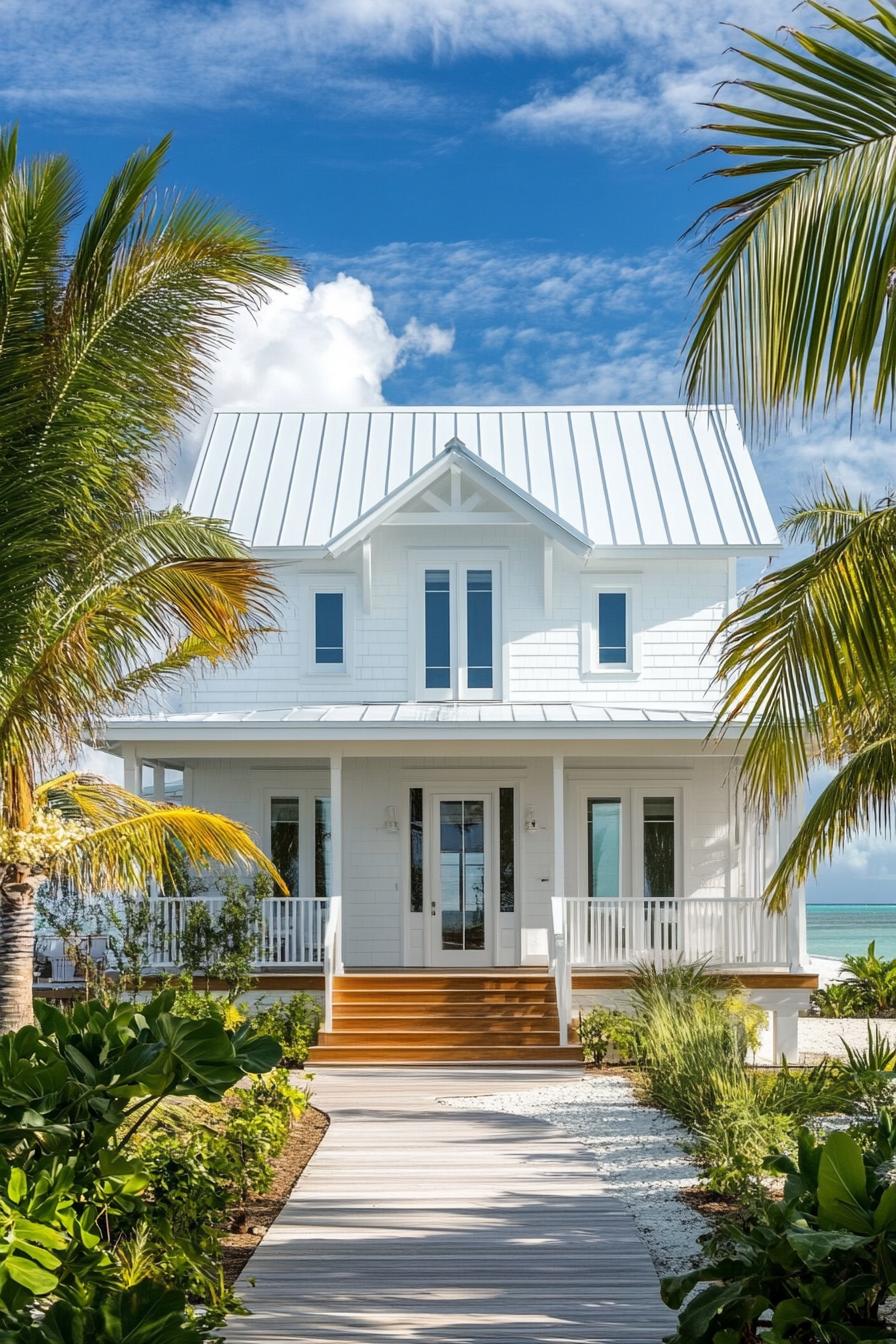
xmin=428 ymin=794 xmax=493 ymax=966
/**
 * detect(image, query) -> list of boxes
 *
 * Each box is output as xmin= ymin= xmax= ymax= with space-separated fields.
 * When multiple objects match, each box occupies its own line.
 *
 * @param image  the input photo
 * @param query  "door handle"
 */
xmin=430 ymin=899 xmax=437 ymax=916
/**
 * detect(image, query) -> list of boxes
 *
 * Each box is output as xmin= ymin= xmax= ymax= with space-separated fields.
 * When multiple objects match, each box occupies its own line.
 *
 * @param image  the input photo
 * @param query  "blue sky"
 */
xmin=6 ymin=0 xmax=893 ymax=902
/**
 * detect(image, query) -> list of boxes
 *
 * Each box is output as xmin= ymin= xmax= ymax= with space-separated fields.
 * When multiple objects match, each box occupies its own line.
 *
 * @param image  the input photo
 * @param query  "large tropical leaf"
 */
xmin=685 ymin=1 xmax=896 ymax=430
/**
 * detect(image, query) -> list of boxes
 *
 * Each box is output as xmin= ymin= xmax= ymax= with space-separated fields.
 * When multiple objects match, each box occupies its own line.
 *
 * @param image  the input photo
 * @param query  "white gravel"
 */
xmin=444 ymin=1073 xmax=708 ymax=1278
xmin=799 ymin=1016 xmax=896 ymax=1060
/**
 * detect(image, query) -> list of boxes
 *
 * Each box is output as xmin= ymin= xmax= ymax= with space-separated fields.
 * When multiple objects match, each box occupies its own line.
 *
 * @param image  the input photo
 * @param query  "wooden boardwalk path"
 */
xmin=225 ymin=1067 xmax=675 ymax=1343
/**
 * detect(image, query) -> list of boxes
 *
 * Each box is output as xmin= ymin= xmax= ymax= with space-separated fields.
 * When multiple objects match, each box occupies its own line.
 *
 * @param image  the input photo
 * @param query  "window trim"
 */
xmin=410 ymin=550 xmax=505 ymax=701
xmin=300 ymin=576 xmax=356 ymax=678
xmin=580 ymin=574 xmax=641 ymax=676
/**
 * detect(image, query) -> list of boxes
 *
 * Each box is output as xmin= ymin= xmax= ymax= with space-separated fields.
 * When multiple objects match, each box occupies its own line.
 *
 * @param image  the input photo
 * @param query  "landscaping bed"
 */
xmin=222 ymin=1103 xmax=328 ymax=1285
xmin=454 ymin=963 xmax=896 ymax=1342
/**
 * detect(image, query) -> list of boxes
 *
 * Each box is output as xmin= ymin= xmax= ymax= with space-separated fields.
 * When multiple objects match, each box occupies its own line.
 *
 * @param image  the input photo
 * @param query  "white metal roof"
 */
xmin=185 ymin=405 xmax=779 ymax=552
xmin=102 ymin=702 xmax=723 ymax=745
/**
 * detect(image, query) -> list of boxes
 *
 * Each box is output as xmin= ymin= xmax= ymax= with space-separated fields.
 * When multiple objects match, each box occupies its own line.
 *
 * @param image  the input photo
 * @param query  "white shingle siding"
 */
xmin=183 ymin=524 xmax=730 ymax=713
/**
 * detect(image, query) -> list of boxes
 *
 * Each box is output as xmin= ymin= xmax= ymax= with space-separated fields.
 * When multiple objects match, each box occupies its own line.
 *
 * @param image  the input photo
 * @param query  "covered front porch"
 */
xmin=92 ymin=724 xmax=810 ymax=1047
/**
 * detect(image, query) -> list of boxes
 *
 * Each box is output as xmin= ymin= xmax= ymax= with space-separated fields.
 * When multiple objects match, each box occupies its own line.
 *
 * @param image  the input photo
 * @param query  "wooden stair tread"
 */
xmin=314 ymin=968 xmax=572 ymax=1067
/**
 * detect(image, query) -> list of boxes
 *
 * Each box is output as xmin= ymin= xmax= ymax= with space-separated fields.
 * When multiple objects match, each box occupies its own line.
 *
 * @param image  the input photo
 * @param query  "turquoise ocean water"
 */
xmin=807 ymin=904 xmax=896 ymax=960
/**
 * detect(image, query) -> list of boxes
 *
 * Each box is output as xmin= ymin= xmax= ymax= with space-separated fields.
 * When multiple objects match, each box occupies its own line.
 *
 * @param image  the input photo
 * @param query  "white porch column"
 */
xmin=330 ymin=753 xmax=344 ymax=974
xmin=122 ymin=745 xmax=140 ymax=797
xmin=551 ymin=754 xmax=570 ymax=1044
xmin=152 ymin=763 xmax=165 ymax=804
xmin=552 ymin=754 xmax=565 ymax=900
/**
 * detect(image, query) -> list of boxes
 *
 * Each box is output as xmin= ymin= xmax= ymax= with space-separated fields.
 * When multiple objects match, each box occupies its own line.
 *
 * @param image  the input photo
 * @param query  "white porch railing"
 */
xmin=148 ymin=895 xmax=328 ymax=969
xmin=549 ymin=895 xmax=571 ymax=1047
xmin=323 ymin=894 xmax=343 ymax=1032
xmin=563 ymin=897 xmax=789 ymax=969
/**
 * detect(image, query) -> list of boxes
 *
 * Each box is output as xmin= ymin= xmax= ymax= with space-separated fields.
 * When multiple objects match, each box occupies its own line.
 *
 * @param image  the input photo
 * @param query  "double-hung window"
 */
xmin=581 ymin=576 xmax=640 ymax=675
xmin=417 ymin=556 xmax=501 ymax=699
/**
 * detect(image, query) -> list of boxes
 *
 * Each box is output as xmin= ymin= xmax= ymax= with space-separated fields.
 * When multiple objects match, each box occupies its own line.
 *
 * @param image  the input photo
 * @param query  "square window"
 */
xmin=597 ymin=591 xmax=628 ymax=665
xmin=315 ymin=591 xmax=344 ymax=665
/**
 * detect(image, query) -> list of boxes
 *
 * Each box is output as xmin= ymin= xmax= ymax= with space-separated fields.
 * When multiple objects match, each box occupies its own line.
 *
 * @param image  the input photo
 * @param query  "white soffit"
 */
xmin=185 ymin=405 xmax=779 ymax=552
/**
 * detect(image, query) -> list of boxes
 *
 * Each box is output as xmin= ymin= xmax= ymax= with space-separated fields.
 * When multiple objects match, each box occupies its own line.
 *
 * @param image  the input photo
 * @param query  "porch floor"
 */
xmin=224 ymin=1067 xmax=674 ymax=1343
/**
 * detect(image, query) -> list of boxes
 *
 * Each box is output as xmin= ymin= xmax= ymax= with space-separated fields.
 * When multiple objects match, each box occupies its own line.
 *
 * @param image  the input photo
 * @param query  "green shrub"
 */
xmin=164 ymin=973 xmax=245 ymax=1030
xmin=0 ymin=992 xmax=280 ymax=1338
xmin=812 ymin=977 xmax=873 ymax=1018
xmin=663 ymin=1118 xmax=896 ymax=1341
xmin=252 ymin=994 xmax=321 ymax=1066
xmin=812 ymin=942 xmax=896 ymax=1018
xmin=577 ymin=1006 xmax=642 ymax=1065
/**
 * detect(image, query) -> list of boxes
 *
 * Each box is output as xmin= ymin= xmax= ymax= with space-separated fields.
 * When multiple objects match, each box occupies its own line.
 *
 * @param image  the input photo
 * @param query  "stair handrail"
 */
xmin=549 ymin=895 xmax=571 ymax=1048
xmin=323 ymin=894 xmax=343 ymax=1033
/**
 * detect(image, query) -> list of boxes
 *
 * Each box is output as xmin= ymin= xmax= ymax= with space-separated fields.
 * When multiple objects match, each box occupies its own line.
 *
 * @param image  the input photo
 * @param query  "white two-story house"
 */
xmin=102 ymin=405 xmax=814 ymax=1064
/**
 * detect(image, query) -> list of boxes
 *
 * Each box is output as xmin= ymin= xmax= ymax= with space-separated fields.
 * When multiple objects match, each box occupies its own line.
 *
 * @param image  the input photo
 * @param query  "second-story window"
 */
xmin=314 ymin=591 xmax=344 ymax=667
xmin=418 ymin=557 xmax=501 ymax=699
xmin=581 ymin=576 xmax=640 ymax=676
xmin=424 ymin=570 xmax=451 ymax=689
xmin=466 ymin=570 xmax=493 ymax=689
xmin=597 ymin=591 xmax=627 ymax=665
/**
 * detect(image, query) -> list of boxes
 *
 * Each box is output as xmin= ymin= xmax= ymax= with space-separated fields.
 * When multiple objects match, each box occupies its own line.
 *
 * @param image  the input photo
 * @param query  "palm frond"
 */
xmin=684 ymin=0 xmax=896 ymax=430
xmin=0 ymin=507 xmax=278 ymax=792
xmin=765 ymin=733 xmax=896 ymax=911
xmin=712 ymin=490 xmax=896 ymax=816
xmin=38 ymin=773 xmax=288 ymax=895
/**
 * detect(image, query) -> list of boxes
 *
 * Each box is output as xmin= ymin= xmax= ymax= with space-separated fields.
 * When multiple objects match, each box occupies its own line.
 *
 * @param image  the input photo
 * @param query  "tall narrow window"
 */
xmin=499 ymin=787 xmax=515 ymax=913
xmin=314 ymin=591 xmax=344 ymax=665
xmin=597 ymin=592 xmax=627 ymax=664
xmin=271 ymin=797 xmax=300 ymax=897
xmin=409 ymin=787 xmax=423 ymax=912
xmin=643 ymin=797 xmax=675 ymax=900
xmin=424 ymin=570 xmax=451 ymax=689
xmin=587 ymin=798 xmax=621 ymax=900
xmin=466 ymin=569 xmax=493 ymax=689
xmin=315 ymin=797 xmax=332 ymax=900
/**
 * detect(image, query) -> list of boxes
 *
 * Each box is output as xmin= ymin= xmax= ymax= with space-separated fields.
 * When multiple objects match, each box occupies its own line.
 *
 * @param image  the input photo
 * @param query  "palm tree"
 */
xmin=685 ymin=0 xmax=896 ymax=432
xmin=684 ymin=4 xmax=896 ymax=911
xmin=712 ymin=483 xmax=896 ymax=912
xmin=0 ymin=128 xmax=296 ymax=1030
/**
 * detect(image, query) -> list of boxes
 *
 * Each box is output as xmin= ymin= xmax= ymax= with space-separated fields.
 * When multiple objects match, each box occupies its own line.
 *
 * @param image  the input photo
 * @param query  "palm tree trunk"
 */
xmin=0 ymin=866 xmax=40 ymax=1032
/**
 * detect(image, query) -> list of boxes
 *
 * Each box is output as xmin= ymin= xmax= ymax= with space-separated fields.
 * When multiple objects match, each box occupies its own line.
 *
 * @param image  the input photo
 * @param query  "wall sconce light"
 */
xmin=384 ymin=805 xmax=399 ymax=834
xmin=525 ymin=807 xmax=537 ymax=833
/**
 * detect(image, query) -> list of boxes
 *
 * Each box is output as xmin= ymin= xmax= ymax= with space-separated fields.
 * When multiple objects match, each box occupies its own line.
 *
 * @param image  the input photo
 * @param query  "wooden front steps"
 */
xmin=307 ymin=972 xmax=583 ymax=1066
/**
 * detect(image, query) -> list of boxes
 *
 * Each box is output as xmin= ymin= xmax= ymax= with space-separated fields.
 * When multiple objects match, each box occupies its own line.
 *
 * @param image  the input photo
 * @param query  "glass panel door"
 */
xmin=431 ymin=796 xmax=490 ymax=963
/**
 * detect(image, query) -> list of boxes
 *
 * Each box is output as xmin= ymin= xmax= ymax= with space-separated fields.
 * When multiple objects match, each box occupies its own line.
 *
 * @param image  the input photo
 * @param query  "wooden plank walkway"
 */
xmin=225 ymin=1067 xmax=675 ymax=1343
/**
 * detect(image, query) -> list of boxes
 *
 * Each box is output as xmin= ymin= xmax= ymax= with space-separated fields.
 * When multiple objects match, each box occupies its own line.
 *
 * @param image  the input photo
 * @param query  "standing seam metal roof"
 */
xmin=185 ymin=406 xmax=778 ymax=550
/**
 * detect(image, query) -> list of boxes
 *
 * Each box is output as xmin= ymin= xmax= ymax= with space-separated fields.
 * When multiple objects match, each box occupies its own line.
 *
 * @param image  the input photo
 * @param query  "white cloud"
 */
xmin=163 ymin=271 xmax=451 ymax=495
xmin=497 ymin=0 xmax=867 ymax=144
xmin=208 ymin=272 xmax=453 ymax=412
xmin=0 ymin=0 xmax=861 ymax=121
